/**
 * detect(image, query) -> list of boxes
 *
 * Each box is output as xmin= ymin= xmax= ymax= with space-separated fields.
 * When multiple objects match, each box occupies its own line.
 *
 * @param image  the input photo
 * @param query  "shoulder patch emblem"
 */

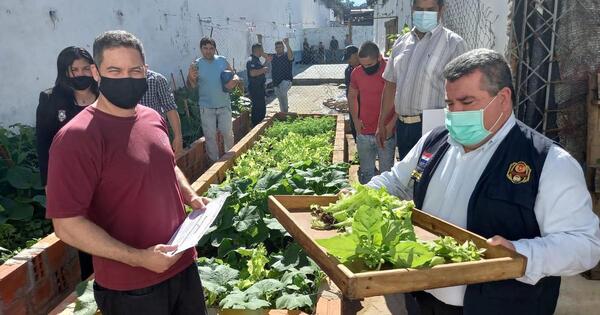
xmin=57 ymin=110 xmax=66 ymax=122
xmin=507 ymin=161 xmax=531 ymax=184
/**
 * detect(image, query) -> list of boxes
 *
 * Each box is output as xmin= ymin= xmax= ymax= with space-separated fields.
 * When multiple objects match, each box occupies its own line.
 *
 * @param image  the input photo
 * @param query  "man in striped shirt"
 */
xmin=140 ymin=69 xmax=184 ymax=156
xmin=377 ymin=0 xmax=467 ymax=160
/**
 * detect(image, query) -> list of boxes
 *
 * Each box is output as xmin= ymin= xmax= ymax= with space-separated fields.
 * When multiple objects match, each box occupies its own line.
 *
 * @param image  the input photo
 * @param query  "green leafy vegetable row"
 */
xmin=197 ymin=116 xmax=349 ymax=312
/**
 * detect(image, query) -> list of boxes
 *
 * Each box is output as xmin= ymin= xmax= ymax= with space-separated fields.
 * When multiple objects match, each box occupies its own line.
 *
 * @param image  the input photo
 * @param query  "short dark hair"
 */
xmin=275 ymin=41 xmax=283 ymax=46
xmin=93 ymin=30 xmax=145 ymax=66
xmin=413 ymin=0 xmax=444 ymax=7
xmin=358 ymin=41 xmax=380 ymax=59
xmin=443 ymin=48 xmax=514 ymax=99
xmin=200 ymin=37 xmax=216 ymax=48
xmin=252 ymin=43 xmax=263 ymax=53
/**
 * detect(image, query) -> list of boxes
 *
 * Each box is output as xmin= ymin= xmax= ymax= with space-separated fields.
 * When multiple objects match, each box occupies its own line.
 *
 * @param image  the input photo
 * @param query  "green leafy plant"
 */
xmin=315 ymin=186 xmax=485 ymax=271
xmin=0 ymin=124 xmax=51 ymax=264
xmin=386 ymin=23 xmax=411 ymax=57
xmin=73 ymin=280 xmax=97 ymax=315
xmin=197 ymin=116 xmax=346 ymax=312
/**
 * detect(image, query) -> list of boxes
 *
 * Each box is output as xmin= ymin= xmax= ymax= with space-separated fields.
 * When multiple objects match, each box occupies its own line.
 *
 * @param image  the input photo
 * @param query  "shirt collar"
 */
xmin=448 ymin=113 xmax=517 ymax=153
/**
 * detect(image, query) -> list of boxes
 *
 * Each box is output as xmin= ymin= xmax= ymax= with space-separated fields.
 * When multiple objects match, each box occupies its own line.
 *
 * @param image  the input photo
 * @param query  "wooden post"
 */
xmin=170 ymin=73 xmax=177 ymax=91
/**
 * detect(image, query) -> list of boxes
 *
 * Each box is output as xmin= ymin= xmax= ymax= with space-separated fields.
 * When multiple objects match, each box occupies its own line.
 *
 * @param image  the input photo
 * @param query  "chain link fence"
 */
xmin=443 ymin=0 xmax=497 ymax=50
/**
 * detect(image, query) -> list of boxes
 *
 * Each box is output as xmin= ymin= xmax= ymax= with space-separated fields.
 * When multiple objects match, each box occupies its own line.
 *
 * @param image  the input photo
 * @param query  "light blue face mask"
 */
xmin=413 ymin=11 xmax=438 ymax=33
xmin=444 ymin=95 xmax=504 ymax=147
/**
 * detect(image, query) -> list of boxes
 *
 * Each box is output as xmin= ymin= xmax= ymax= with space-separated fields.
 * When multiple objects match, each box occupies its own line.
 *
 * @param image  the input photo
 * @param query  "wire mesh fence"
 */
xmin=443 ymin=0 xmax=497 ymax=50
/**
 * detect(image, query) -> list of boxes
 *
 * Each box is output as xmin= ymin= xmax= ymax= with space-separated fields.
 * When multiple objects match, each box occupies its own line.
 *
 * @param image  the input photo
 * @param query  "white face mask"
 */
xmin=444 ymin=95 xmax=504 ymax=146
xmin=413 ymin=11 xmax=438 ymax=33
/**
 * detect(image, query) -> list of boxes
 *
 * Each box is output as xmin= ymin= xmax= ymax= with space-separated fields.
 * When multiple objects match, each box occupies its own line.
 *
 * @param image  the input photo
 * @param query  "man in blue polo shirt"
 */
xmin=187 ymin=37 xmax=239 ymax=162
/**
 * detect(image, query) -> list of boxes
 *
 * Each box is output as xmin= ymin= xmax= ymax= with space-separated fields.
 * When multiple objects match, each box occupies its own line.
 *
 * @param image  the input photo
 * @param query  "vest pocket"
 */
xmin=471 ymin=186 xmax=540 ymax=240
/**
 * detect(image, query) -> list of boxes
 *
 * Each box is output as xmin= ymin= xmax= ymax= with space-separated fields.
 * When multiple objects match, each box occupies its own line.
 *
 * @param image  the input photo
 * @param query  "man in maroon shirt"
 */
xmin=46 ymin=30 xmax=208 ymax=315
xmin=348 ymin=41 xmax=397 ymax=184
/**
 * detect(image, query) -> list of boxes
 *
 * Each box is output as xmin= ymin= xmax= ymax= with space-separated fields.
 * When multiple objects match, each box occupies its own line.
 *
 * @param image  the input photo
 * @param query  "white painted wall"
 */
xmin=303 ymin=26 xmax=374 ymax=49
xmin=373 ymin=0 xmax=511 ymax=57
xmin=0 ymin=0 xmax=331 ymax=126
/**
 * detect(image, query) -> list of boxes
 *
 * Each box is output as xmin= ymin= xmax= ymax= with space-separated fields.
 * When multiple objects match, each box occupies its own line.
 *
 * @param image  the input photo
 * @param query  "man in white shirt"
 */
xmin=377 ymin=0 xmax=467 ymax=160
xmin=368 ymin=48 xmax=600 ymax=315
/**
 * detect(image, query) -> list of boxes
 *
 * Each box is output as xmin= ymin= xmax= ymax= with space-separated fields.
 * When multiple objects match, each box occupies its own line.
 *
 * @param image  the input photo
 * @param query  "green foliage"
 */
xmin=174 ymin=86 xmax=250 ymax=148
xmin=0 ymin=124 xmax=50 ymax=264
xmin=230 ymin=87 xmax=251 ymax=116
xmin=311 ymin=183 xmax=414 ymax=231
xmin=174 ymin=87 xmax=203 ymax=148
xmin=73 ymin=280 xmax=97 ymax=315
xmin=198 ymin=116 xmax=346 ymax=312
xmin=385 ymin=24 xmax=411 ymax=57
xmin=198 ymin=246 xmax=323 ymax=311
xmin=315 ymin=186 xmax=485 ymax=271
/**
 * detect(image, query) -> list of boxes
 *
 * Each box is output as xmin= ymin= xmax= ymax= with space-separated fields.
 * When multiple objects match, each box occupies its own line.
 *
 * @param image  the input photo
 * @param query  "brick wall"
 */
xmin=0 ymin=234 xmax=80 ymax=315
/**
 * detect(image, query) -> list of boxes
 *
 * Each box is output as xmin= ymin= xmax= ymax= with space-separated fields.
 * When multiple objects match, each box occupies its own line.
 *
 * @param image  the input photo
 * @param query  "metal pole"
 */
xmin=515 ymin=0 xmax=529 ymax=118
xmin=542 ymin=0 xmax=559 ymax=134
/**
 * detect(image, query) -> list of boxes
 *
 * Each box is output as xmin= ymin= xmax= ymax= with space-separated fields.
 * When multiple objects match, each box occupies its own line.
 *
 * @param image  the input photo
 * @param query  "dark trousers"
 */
xmin=249 ymin=82 xmax=266 ymax=126
xmin=78 ymin=251 xmax=94 ymax=280
xmin=396 ymin=120 xmax=422 ymax=160
xmin=405 ymin=292 xmax=463 ymax=315
xmin=93 ymin=263 xmax=207 ymax=315
xmin=349 ymin=117 xmax=357 ymax=140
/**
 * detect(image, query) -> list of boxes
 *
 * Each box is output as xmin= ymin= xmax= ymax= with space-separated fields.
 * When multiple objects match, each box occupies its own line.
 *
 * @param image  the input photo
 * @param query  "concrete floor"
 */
xmin=266 ymin=84 xmax=346 ymax=115
xmin=338 ymin=275 xmax=600 ymax=315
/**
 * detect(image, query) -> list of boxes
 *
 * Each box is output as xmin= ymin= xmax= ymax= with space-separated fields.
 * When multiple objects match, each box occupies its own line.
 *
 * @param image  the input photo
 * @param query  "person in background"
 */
xmin=139 ymin=69 xmax=184 ymax=156
xmin=344 ymin=33 xmax=352 ymax=47
xmin=348 ymin=41 xmax=396 ymax=184
xmin=260 ymin=36 xmax=294 ymax=113
xmin=318 ymin=41 xmax=325 ymax=64
xmin=370 ymin=48 xmax=600 ymax=315
xmin=378 ymin=0 xmax=467 ymax=159
xmin=47 ymin=30 xmax=209 ymax=315
xmin=343 ymin=45 xmax=359 ymax=140
xmin=35 ymin=46 xmax=98 ymax=281
xmin=329 ymin=35 xmax=339 ymax=62
xmin=302 ymin=38 xmax=311 ymax=64
xmin=187 ymin=37 xmax=239 ymax=162
xmin=246 ymin=43 xmax=269 ymax=126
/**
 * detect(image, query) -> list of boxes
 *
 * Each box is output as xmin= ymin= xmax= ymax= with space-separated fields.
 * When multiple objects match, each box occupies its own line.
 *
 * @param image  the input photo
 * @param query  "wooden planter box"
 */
xmin=267 ymin=195 xmax=527 ymax=300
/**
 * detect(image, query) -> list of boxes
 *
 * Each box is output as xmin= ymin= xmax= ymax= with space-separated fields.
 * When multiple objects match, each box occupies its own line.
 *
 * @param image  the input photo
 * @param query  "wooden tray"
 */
xmin=267 ymin=195 xmax=527 ymax=299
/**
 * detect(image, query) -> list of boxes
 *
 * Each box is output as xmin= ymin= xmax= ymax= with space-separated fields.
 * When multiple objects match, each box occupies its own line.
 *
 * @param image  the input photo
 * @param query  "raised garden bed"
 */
xmin=188 ymin=113 xmax=348 ymax=314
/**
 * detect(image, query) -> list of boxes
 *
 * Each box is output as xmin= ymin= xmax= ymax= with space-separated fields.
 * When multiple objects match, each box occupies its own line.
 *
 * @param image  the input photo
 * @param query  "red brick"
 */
xmin=0 ymin=260 xmax=30 ymax=303
xmin=32 ymin=277 xmax=56 ymax=308
xmin=3 ymin=296 xmax=29 ymax=315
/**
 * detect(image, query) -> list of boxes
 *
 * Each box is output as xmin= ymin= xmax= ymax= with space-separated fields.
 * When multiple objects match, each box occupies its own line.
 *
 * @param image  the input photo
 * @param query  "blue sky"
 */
xmin=353 ymin=0 xmax=367 ymax=4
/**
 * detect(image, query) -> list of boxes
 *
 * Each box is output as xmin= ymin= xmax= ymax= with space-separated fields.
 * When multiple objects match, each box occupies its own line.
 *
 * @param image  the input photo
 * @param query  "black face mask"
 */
xmin=99 ymin=76 xmax=148 ymax=109
xmin=363 ymin=62 xmax=380 ymax=75
xmin=68 ymin=76 xmax=94 ymax=90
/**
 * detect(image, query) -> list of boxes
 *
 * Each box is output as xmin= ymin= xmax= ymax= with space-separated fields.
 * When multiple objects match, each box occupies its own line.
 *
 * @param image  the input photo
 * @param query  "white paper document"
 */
xmin=167 ymin=193 xmax=230 ymax=255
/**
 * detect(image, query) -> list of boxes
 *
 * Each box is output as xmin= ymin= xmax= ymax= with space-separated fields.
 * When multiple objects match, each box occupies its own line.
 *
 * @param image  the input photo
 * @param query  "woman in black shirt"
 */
xmin=36 ymin=46 xmax=98 ymax=186
xmin=35 ymin=46 xmax=98 ymax=280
